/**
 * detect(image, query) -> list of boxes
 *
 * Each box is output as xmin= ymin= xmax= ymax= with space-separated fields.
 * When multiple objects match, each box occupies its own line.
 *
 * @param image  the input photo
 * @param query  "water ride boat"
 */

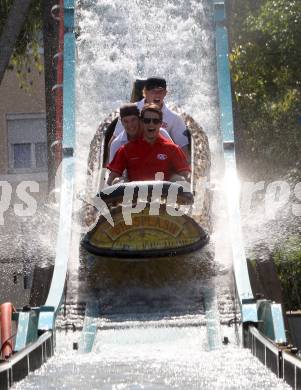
xmin=81 ymin=80 xmax=212 ymax=259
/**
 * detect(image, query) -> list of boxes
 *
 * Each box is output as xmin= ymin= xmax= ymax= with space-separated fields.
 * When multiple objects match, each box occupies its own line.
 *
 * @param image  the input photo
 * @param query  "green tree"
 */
xmin=0 ymin=0 xmax=43 ymax=87
xmin=229 ymin=0 xmax=301 ymax=179
xmin=228 ymin=0 xmax=301 ymax=311
xmin=273 ymin=237 xmax=301 ymax=310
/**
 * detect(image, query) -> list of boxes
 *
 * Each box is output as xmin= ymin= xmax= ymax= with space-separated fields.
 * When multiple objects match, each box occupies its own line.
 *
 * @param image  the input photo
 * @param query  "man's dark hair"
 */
xmin=145 ymin=77 xmax=167 ymax=90
xmin=120 ymin=103 xmax=139 ymax=118
xmin=140 ymin=103 xmax=163 ymax=121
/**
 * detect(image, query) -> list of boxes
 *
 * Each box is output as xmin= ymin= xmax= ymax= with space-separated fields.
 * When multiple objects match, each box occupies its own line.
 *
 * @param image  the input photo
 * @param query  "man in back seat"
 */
xmin=107 ymin=104 xmax=190 ymax=185
xmin=112 ymin=77 xmax=189 ymax=156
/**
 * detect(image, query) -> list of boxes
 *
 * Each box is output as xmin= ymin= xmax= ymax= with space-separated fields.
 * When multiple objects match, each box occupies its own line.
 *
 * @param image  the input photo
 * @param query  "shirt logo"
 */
xmin=157 ymin=153 xmax=167 ymax=160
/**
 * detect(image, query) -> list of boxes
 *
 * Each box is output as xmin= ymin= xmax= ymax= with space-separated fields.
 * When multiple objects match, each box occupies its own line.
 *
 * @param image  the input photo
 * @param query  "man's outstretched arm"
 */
xmin=107 ymin=171 xmax=122 ymax=185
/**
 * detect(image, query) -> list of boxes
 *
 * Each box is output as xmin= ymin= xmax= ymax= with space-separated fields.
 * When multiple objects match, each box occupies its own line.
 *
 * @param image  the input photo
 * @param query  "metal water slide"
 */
xmin=0 ymin=1 xmax=76 ymax=388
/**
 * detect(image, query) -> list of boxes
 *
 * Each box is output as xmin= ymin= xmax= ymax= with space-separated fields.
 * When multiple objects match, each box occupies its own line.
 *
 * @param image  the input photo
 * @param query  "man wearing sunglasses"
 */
xmin=109 ymin=103 xmax=172 ymax=163
xmin=112 ymin=77 xmax=189 ymax=156
xmin=107 ymin=104 xmax=190 ymax=185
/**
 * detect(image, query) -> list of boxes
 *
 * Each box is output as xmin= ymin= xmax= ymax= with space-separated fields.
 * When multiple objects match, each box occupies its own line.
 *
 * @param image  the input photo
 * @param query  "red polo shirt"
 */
xmin=107 ymin=134 xmax=190 ymax=181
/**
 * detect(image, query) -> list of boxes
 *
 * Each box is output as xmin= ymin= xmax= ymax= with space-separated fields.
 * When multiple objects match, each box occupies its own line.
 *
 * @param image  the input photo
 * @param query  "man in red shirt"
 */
xmin=107 ymin=104 xmax=190 ymax=185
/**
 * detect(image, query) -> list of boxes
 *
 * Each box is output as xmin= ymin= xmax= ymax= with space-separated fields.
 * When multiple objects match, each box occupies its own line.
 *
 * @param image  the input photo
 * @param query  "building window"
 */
xmin=10 ymin=142 xmax=47 ymax=170
xmin=35 ymin=142 xmax=47 ymax=169
xmin=13 ymin=143 xmax=32 ymax=169
xmin=7 ymin=113 xmax=47 ymax=173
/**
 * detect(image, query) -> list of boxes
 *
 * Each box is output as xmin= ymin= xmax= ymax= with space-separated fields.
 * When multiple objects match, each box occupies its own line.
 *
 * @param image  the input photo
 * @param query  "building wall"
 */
xmin=0 ymin=59 xmax=49 ymax=210
xmin=0 ymin=60 xmax=52 ymax=307
xmin=0 ymin=61 xmax=46 ymax=179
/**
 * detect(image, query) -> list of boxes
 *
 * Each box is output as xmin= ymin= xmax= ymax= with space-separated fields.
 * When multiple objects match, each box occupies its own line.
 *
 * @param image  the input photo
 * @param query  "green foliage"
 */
xmin=230 ymin=1 xmax=301 ymax=309
xmin=0 ymin=0 xmax=43 ymax=88
xmin=273 ymin=236 xmax=301 ymax=310
xmin=229 ymin=0 xmax=301 ymax=176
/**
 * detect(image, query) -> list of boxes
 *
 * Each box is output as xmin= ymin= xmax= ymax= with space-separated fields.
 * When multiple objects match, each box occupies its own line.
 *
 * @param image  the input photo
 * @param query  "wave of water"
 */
xmin=75 ymin=0 xmax=220 ymax=175
xmin=15 ymin=329 xmax=289 ymax=389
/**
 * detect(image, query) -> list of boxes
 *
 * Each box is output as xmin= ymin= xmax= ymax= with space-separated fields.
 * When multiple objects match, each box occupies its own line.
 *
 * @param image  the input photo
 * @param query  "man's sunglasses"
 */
xmin=142 ymin=118 xmax=161 ymax=125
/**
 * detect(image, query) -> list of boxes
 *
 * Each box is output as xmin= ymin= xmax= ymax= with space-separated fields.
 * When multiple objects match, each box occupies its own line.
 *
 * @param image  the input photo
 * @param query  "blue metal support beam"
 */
xmin=63 ymin=0 xmax=76 ymax=150
xmin=79 ymin=298 xmax=99 ymax=353
xmin=13 ymin=310 xmax=39 ymax=352
xmin=212 ymin=1 xmax=234 ymax=143
xmin=212 ymin=0 xmax=256 ymax=322
xmin=257 ymin=300 xmax=286 ymax=343
xmin=38 ymin=0 xmax=76 ymax=331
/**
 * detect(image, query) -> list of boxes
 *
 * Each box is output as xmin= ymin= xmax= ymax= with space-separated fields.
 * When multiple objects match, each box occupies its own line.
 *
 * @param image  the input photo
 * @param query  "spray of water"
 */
xmin=75 ymin=0 xmax=220 ymax=181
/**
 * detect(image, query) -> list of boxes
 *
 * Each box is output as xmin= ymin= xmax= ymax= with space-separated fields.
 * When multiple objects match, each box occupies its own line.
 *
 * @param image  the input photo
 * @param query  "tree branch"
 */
xmin=0 ymin=0 xmax=32 ymax=85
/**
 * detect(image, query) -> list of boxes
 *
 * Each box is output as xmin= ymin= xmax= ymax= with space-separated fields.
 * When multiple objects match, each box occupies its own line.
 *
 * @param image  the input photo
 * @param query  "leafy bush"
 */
xmin=229 ymin=0 xmax=301 ymax=179
xmin=273 ymin=236 xmax=301 ymax=311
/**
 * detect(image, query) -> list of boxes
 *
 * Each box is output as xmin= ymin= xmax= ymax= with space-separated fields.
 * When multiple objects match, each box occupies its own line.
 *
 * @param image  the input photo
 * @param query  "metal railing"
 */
xmin=0 ymin=331 xmax=53 ymax=390
xmin=247 ymin=325 xmax=301 ymax=389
